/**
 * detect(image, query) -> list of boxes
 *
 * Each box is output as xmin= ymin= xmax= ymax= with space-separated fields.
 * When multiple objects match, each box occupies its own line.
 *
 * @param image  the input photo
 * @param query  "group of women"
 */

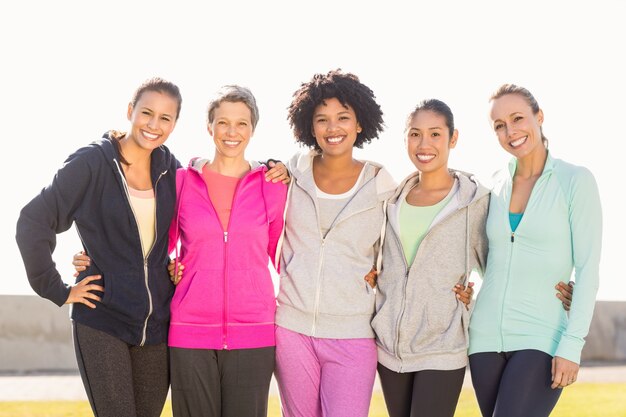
xmin=16 ymin=70 xmax=601 ymax=417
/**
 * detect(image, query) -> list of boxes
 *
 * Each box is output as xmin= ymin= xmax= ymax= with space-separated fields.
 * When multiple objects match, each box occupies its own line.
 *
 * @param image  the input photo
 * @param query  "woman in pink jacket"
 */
xmin=167 ymin=85 xmax=287 ymax=417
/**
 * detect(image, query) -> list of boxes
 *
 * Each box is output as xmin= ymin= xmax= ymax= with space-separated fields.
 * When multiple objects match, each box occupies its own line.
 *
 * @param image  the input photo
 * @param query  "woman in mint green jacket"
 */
xmin=468 ymin=84 xmax=602 ymax=417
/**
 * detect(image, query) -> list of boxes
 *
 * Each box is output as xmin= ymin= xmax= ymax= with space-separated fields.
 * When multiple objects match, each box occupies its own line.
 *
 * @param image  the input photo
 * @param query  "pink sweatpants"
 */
xmin=275 ymin=326 xmax=377 ymax=417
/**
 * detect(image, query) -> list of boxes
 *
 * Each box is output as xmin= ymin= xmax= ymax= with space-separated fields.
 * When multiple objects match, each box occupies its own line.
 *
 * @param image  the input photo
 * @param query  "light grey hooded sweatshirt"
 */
xmin=372 ymin=169 xmax=489 ymax=373
xmin=276 ymin=151 xmax=397 ymax=338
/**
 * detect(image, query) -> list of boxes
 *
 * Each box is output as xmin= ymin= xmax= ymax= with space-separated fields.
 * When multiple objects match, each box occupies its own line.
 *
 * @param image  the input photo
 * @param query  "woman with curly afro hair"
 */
xmin=274 ymin=69 xmax=397 ymax=417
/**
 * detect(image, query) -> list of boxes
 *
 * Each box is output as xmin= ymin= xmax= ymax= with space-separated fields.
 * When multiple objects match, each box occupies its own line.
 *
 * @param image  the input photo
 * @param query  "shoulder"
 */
xmin=553 ymin=158 xmax=595 ymax=180
xmin=256 ymin=168 xmax=287 ymax=204
xmin=364 ymin=162 xmax=397 ymax=199
xmin=552 ymin=158 xmax=598 ymax=195
xmin=287 ymin=150 xmax=315 ymax=175
xmin=61 ymin=140 xmax=111 ymax=173
xmin=491 ymin=166 xmax=510 ymax=189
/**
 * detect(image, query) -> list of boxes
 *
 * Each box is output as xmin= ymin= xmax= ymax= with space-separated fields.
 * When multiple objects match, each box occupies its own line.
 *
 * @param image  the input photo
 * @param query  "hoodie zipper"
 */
xmin=222 ymin=177 xmax=245 ymax=350
xmin=115 ymin=159 xmax=166 ymax=346
xmin=197 ymin=167 xmax=257 ymax=350
xmin=387 ymin=190 xmax=473 ymax=367
xmin=301 ymin=173 xmax=377 ymax=336
xmin=499 ymin=172 xmax=547 ymax=350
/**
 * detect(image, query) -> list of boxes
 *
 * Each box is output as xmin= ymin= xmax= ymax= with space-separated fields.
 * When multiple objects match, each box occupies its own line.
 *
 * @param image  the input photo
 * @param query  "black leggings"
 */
xmin=469 ymin=350 xmax=562 ymax=417
xmin=73 ymin=322 xmax=170 ymax=417
xmin=377 ymin=363 xmax=466 ymax=417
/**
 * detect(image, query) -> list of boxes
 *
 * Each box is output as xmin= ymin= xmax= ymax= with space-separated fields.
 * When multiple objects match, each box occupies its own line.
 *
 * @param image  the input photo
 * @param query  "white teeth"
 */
xmin=224 ymin=141 xmax=240 ymax=146
xmin=417 ymin=154 xmax=435 ymax=162
xmin=326 ymin=136 xmax=343 ymax=143
xmin=142 ymin=131 xmax=159 ymax=140
xmin=510 ymin=136 xmax=527 ymax=148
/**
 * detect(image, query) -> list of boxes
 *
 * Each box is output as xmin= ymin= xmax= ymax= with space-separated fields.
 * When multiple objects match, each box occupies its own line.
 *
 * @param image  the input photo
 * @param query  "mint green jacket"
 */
xmin=469 ymin=153 xmax=602 ymax=364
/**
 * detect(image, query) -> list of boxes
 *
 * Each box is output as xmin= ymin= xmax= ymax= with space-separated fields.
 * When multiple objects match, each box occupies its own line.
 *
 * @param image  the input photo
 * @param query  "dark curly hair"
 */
xmin=287 ymin=69 xmax=384 ymax=151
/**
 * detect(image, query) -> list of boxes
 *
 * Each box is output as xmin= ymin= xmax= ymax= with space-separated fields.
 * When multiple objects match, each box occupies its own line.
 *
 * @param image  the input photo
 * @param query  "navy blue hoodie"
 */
xmin=16 ymin=133 xmax=179 ymax=345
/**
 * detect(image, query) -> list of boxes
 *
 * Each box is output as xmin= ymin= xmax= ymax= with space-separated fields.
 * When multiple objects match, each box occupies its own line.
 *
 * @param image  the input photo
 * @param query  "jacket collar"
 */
xmin=97 ymin=132 xmax=174 ymax=179
xmin=390 ymin=169 xmax=489 ymax=209
xmin=288 ymin=150 xmax=396 ymax=201
xmin=507 ymin=150 xmax=554 ymax=178
xmin=189 ymin=157 xmax=263 ymax=174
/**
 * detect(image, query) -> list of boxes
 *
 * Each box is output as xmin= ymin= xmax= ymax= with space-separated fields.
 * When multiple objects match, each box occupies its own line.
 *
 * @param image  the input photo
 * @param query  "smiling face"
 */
xmin=490 ymin=93 xmax=545 ymax=158
xmin=406 ymin=109 xmax=457 ymax=175
xmin=208 ymin=100 xmax=253 ymax=161
xmin=126 ymin=90 xmax=178 ymax=151
xmin=312 ymin=97 xmax=362 ymax=158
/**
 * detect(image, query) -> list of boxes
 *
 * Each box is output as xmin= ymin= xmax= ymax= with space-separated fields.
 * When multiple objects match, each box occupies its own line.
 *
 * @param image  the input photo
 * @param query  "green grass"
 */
xmin=1 ymin=384 xmax=624 ymax=416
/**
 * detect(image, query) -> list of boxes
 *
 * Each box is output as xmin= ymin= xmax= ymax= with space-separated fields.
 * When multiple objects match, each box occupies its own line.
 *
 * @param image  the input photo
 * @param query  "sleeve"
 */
xmin=554 ymin=168 xmax=603 ymax=363
xmin=15 ymin=150 xmax=93 ymax=306
xmin=263 ymin=177 xmax=288 ymax=273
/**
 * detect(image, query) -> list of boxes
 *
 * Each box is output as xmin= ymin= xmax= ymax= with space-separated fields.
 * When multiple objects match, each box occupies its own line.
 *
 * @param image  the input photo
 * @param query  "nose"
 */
xmin=227 ymin=124 xmax=237 ymax=136
xmin=147 ymin=116 xmax=158 ymax=130
xmin=505 ymin=124 xmax=516 ymax=139
xmin=326 ymin=119 xmax=339 ymax=132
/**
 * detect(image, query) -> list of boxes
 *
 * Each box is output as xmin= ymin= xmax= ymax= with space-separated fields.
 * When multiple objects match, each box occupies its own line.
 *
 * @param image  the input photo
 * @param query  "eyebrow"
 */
xmin=216 ymin=117 xmax=251 ymax=124
xmin=140 ymin=106 xmax=173 ymax=118
xmin=314 ymin=110 xmax=351 ymax=118
xmin=409 ymin=126 xmax=443 ymax=130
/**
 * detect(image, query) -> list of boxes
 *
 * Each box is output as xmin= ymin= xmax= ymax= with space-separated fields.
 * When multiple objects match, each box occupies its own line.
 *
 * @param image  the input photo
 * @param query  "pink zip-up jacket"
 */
xmin=168 ymin=158 xmax=287 ymax=350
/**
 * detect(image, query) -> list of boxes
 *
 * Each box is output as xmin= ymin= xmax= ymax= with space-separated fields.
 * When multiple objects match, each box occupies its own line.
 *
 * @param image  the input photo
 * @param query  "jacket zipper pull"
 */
xmin=224 ymin=232 xmax=228 ymax=243
xmin=510 ymin=232 xmax=515 ymax=243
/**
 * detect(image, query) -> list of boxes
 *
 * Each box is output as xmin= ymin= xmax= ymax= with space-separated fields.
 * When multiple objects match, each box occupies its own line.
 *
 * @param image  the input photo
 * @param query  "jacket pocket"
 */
xmin=230 ymin=269 xmax=276 ymax=323
xmin=101 ymin=273 xmax=147 ymax=324
xmin=418 ymin=294 xmax=466 ymax=353
xmin=319 ymin=271 xmax=375 ymax=317
xmin=371 ymin=304 xmax=398 ymax=355
xmin=172 ymin=269 xmax=222 ymax=324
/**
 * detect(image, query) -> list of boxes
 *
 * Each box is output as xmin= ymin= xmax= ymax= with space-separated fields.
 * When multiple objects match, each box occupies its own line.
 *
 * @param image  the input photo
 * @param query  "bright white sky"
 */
xmin=2 ymin=1 xmax=624 ymax=300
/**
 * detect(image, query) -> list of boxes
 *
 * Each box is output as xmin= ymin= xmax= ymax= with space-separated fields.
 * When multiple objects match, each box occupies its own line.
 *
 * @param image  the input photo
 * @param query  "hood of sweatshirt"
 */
xmin=188 ymin=157 xmax=263 ymax=173
xmin=96 ymin=131 xmax=177 ymax=180
xmin=389 ymin=168 xmax=490 ymax=209
xmin=287 ymin=150 xmax=397 ymax=201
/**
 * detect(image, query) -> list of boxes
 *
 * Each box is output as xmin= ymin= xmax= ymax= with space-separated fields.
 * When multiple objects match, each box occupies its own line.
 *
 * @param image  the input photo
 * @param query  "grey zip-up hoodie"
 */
xmin=276 ymin=151 xmax=397 ymax=338
xmin=372 ymin=170 xmax=489 ymax=372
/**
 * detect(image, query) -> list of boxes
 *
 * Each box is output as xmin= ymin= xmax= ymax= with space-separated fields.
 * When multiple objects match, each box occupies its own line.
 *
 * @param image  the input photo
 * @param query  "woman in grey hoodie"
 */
xmin=274 ymin=69 xmax=397 ymax=417
xmin=371 ymin=99 xmax=490 ymax=417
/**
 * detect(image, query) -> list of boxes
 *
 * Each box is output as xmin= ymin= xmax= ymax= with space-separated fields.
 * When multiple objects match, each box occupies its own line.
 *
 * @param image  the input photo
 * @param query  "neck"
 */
xmin=118 ymin=136 xmax=152 ymax=166
xmin=208 ymin=153 xmax=250 ymax=178
xmin=515 ymin=145 xmax=548 ymax=179
xmin=315 ymin=152 xmax=359 ymax=172
xmin=417 ymin=166 xmax=454 ymax=191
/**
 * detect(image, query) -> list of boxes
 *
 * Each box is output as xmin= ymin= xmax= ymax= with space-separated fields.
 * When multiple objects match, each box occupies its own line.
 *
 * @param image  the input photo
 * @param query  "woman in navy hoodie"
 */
xmin=16 ymin=77 xmax=182 ymax=417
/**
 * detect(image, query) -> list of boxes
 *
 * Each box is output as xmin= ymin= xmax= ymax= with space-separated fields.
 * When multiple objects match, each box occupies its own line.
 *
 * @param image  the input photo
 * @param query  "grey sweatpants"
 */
xmin=170 ymin=346 xmax=275 ymax=417
xmin=73 ymin=322 xmax=170 ymax=417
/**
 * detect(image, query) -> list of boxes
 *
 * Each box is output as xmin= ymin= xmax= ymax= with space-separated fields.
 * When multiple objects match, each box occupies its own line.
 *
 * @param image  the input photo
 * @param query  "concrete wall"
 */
xmin=0 ymin=295 xmax=75 ymax=373
xmin=0 ymin=295 xmax=624 ymax=373
xmin=581 ymin=301 xmax=626 ymax=362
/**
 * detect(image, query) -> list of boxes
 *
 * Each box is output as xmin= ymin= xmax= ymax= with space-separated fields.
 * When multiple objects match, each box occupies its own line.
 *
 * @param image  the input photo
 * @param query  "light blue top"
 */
xmin=509 ymin=212 xmax=523 ymax=232
xmin=469 ymin=153 xmax=602 ymax=364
